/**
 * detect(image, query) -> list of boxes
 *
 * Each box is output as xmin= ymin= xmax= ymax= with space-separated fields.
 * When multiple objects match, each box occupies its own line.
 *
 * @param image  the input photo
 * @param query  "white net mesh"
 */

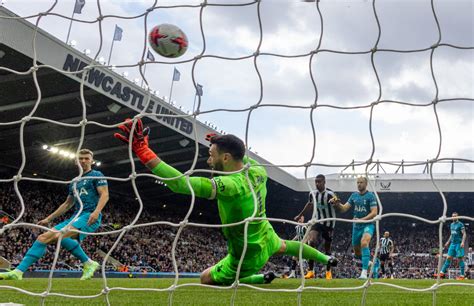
xmin=0 ymin=0 xmax=473 ymax=305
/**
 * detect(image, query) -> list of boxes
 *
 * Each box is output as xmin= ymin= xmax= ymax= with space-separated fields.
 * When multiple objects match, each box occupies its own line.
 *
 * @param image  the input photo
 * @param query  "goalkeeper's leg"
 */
xmin=278 ymin=240 xmax=337 ymax=267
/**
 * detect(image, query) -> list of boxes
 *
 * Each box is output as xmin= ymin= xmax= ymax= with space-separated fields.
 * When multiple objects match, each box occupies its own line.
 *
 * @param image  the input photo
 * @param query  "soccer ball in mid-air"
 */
xmin=148 ymin=24 xmax=188 ymax=58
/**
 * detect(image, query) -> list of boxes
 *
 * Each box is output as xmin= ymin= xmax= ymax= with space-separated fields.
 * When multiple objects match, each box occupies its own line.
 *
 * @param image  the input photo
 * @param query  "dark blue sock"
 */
xmin=441 ymin=259 xmax=451 ymax=273
xmin=362 ymin=247 xmax=370 ymax=270
xmin=17 ymin=240 xmax=47 ymax=272
xmin=459 ymin=260 xmax=465 ymax=276
xmin=61 ymin=238 xmax=89 ymax=263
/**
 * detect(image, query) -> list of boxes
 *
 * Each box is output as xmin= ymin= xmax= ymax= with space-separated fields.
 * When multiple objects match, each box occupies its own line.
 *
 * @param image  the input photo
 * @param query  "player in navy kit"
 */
xmin=0 ymin=149 xmax=109 ymax=280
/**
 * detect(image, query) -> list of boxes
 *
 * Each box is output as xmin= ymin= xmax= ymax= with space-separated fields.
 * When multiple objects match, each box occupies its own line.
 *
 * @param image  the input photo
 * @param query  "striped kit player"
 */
xmin=379 ymin=231 xmax=395 ymax=278
xmin=288 ymin=215 xmax=307 ymax=278
xmin=295 ymin=174 xmax=339 ymax=280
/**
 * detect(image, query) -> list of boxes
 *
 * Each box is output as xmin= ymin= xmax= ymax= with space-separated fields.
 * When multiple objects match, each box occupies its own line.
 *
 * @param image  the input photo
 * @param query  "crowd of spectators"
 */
xmin=0 ymin=182 xmax=472 ymax=279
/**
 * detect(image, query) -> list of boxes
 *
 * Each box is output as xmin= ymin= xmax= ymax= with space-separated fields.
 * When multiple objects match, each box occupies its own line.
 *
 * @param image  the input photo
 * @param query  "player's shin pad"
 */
xmin=284 ymin=240 xmax=328 ymax=265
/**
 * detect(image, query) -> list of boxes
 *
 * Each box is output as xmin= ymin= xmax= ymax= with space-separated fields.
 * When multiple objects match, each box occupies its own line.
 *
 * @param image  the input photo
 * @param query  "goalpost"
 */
xmin=0 ymin=1 xmax=473 ymax=305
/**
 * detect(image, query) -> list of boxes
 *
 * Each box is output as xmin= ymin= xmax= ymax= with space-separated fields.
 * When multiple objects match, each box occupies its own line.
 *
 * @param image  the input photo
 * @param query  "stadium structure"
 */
xmin=0 ymin=5 xmax=473 ymax=305
xmin=1 ymin=6 xmax=472 ymax=197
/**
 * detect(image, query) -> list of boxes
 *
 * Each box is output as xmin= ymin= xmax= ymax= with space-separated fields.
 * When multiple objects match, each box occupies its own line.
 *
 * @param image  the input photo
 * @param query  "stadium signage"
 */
xmin=62 ymin=54 xmax=193 ymax=135
xmin=379 ymin=182 xmax=391 ymax=191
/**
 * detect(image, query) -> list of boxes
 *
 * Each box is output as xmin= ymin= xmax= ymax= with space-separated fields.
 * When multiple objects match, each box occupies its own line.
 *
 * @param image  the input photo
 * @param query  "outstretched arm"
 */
xmin=114 ymin=118 xmax=218 ymax=200
xmin=149 ymin=159 xmax=215 ymax=199
xmin=330 ymin=197 xmax=351 ymax=213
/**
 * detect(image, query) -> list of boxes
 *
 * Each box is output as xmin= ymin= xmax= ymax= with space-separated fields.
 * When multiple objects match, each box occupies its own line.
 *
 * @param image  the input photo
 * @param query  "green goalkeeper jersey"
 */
xmin=151 ymin=157 xmax=274 ymax=258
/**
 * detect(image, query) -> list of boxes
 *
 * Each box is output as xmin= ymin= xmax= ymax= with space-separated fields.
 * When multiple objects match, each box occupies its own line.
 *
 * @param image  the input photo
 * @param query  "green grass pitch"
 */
xmin=0 ymin=278 xmax=473 ymax=305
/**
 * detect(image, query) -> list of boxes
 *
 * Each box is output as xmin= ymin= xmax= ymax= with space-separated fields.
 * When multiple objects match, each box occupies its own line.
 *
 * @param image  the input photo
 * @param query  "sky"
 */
xmin=2 ymin=0 xmax=473 ymax=178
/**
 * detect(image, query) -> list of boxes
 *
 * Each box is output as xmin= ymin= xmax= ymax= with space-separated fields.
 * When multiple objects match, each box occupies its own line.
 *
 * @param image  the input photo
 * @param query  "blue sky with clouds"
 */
xmin=3 ymin=0 xmax=473 ymax=177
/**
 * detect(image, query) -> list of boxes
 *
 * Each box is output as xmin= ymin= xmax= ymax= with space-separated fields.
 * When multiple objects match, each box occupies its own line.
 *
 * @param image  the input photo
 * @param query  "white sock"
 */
xmin=360 ymin=269 xmax=367 ymax=276
xmin=86 ymin=258 xmax=94 ymax=264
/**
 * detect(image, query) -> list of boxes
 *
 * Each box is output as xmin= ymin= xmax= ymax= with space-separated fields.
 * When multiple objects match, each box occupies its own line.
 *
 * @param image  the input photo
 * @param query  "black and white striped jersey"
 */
xmin=380 ymin=237 xmax=394 ymax=255
xmin=308 ymin=188 xmax=337 ymax=229
xmin=295 ymin=224 xmax=306 ymax=241
xmin=466 ymin=251 xmax=473 ymax=266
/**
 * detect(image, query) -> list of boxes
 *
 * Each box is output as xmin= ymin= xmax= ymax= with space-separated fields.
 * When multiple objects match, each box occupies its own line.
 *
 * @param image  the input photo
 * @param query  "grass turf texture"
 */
xmin=0 ymin=279 xmax=472 ymax=305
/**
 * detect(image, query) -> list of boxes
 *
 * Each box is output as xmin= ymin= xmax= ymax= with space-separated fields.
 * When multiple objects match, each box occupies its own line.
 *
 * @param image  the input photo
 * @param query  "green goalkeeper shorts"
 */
xmin=210 ymin=230 xmax=282 ymax=285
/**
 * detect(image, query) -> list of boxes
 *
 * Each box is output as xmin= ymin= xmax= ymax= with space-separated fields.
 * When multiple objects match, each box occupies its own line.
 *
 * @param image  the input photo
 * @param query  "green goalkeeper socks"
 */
xmin=239 ymin=274 xmax=264 ymax=284
xmin=284 ymin=240 xmax=329 ymax=265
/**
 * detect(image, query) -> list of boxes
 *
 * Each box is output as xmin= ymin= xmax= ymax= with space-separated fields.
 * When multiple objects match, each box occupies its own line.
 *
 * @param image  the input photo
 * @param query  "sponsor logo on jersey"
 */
xmin=214 ymin=177 xmax=225 ymax=192
xmin=79 ymin=187 xmax=89 ymax=196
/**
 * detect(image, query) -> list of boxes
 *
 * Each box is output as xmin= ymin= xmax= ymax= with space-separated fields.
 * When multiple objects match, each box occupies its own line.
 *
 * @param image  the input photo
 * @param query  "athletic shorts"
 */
xmin=54 ymin=212 xmax=101 ymax=242
xmin=447 ymin=243 xmax=464 ymax=258
xmin=352 ymin=223 xmax=375 ymax=246
xmin=210 ymin=229 xmax=282 ymax=285
xmin=379 ymin=253 xmax=390 ymax=262
xmin=310 ymin=223 xmax=333 ymax=242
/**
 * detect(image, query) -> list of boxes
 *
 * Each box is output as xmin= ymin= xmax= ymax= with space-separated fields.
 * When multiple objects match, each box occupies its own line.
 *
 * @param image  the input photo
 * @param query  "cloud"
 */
xmin=3 ymin=0 xmax=472 ymax=178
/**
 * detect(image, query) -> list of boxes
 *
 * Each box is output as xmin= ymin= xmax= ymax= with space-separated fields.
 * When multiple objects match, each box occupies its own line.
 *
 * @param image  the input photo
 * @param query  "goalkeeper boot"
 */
xmin=456 ymin=276 xmax=465 ymax=280
xmin=0 ymin=269 xmax=23 ymax=280
xmin=325 ymin=270 xmax=333 ymax=280
xmin=263 ymin=272 xmax=276 ymax=284
xmin=80 ymin=260 xmax=99 ymax=280
xmin=304 ymin=270 xmax=315 ymax=279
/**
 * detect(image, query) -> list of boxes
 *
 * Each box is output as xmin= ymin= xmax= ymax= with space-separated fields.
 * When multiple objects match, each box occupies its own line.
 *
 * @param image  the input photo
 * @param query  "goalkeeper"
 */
xmin=114 ymin=118 xmax=337 ymax=285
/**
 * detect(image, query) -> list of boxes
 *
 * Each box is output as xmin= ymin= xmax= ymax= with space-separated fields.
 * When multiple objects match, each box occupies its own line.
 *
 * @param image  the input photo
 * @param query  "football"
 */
xmin=148 ymin=23 xmax=188 ymax=58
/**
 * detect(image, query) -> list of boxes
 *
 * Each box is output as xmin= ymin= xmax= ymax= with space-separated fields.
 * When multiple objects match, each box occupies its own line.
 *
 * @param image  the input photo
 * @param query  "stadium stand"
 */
xmin=1 ymin=181 xmax=472 ymax=279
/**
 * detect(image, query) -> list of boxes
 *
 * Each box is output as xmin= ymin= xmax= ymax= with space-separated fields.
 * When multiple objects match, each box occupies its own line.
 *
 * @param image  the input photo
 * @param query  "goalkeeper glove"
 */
xmin=114 ymin=118 xmax=157 ymax=165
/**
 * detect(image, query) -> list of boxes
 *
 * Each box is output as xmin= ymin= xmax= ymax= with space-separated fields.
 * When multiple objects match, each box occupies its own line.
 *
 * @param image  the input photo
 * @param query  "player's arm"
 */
xmin=461 ymin=227 xmax=466 ymax=248
xmin=358 ymin=206 xmax=378 ymax=221
xmin=294 ymin=201 xmax=313 ymax=221
xmin=330 ymin=195 xmax=352 ymax=213
xmin=114 ymin=119 xmax=238 ymax=200
xmin=87 ymin=185 xmax=109 ymax=225
xmin=444 ymin=234 xmax=451 ymax=249
xmin=390 ymin=241 xmax=395 ymax=257
xmin=38 ymin=196 xmax=74 ymax=226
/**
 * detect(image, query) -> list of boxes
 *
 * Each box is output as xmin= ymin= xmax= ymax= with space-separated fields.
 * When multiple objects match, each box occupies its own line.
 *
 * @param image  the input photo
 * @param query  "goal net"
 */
xmin=0 ymin=0 xmax=472 ymax=305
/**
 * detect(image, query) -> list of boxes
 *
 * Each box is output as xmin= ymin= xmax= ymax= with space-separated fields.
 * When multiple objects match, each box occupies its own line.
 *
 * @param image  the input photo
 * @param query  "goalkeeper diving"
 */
xmin=114 ymin=118 xmax=337 ymax=285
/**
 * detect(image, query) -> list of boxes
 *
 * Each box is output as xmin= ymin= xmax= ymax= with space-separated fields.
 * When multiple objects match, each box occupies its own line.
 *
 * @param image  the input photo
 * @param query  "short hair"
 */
xmin=452 ymin=212 xmax=458 ymax=215
xmin=78 ymin=148 xmax=94 ymax=158
xmin=357 ymin=176 xmax=368 ymax=183
xmin=315 ymin=174 xmax=325 ymax=181
xmin=209 ymin=134 xmax=245 ymax=161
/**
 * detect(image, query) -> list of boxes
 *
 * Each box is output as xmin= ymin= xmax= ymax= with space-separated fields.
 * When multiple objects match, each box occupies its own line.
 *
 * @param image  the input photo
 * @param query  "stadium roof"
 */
xmin=1 ymin=6 xmax=472 ymax=199
xmin=0 ymin=6 xmax=302 ymax=201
